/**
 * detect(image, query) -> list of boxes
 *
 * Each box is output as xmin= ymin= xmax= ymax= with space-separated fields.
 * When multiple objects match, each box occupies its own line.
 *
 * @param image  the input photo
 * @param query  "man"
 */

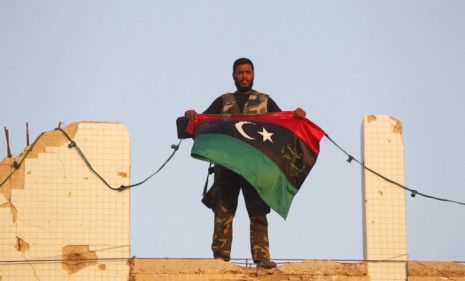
xmin=185 ymin=58 xmax=306 ymax=269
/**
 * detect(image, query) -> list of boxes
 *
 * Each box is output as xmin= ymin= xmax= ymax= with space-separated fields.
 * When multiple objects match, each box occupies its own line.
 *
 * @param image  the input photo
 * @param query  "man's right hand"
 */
xmin=184 ymin=110 xmax=198 ymax=121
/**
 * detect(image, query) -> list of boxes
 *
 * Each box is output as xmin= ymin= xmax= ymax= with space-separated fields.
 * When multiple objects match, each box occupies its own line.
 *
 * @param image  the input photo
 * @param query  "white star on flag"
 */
xmin=258 ymin=127 xmax=273 ymax=143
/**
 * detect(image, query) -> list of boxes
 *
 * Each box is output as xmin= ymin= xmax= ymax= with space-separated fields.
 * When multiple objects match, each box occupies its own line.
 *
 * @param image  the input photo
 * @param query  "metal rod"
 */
xmin=26 ymin=122 xmax=30 ymax=146
xmin=4 ymin=127 xmax=12 ymax=158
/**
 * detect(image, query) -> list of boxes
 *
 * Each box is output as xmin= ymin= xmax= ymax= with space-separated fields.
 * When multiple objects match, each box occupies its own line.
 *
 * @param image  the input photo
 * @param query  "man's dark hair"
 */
xmin=233 ymin=57 xmax=254 ymax=73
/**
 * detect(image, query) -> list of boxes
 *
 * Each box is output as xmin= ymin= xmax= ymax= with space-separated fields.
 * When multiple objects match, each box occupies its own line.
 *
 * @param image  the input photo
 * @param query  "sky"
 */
xmin=1 ymin=1 xmax=464 ymax=262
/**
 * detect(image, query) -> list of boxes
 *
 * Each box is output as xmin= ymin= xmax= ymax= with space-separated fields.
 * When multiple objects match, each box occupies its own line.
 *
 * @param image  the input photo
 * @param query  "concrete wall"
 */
xmin=2 ymin=119 xmax=464 ymax=281
xmin=0 ymin=122 xmax=131 ymax=281
xmin=362 ymin=115 xmax=408 ymax=281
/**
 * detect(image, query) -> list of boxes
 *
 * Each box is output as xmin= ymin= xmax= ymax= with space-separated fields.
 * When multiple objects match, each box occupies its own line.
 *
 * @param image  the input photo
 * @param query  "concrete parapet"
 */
xmin=129 ymin=259 xmax=369 ymax=281
xmin=129 ymin=259 xmax=465 ymax=281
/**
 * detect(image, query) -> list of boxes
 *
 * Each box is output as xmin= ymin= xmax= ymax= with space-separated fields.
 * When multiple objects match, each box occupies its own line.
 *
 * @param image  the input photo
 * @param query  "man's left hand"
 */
xmin=293 ymin=107 xmax=306 ymax=119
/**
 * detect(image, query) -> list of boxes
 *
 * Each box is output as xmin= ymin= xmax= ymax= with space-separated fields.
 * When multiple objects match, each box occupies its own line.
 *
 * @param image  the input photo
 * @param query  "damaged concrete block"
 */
xmin=0 ymin=122 xmax=131 ymax=281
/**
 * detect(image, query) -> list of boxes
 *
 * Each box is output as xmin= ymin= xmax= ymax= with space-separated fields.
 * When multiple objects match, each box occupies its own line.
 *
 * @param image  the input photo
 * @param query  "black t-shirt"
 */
xmin=203 ymin=91 xmax=281 ymax=114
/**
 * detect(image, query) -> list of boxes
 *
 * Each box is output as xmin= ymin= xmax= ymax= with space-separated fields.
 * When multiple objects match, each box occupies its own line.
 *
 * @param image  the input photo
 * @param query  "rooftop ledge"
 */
xmin=129 ymin=259 xmax=465 ymax=281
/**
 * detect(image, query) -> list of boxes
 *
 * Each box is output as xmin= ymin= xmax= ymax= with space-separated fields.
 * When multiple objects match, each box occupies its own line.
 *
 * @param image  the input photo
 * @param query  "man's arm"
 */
xmin=202 ymin=96 xmax=223 ymax=114
xmin=184 ymin=96 xmax=223 ymax=121
xmin=268 ymin=97 xmax=306 ymax=119
xmin=267 ymin=98 xmax=281 ymax=112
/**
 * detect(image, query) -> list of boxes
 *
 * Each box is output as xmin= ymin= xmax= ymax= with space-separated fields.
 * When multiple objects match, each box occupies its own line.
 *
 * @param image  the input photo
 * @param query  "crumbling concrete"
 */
xmin=0 ymin=122 xmax=130 ymax=281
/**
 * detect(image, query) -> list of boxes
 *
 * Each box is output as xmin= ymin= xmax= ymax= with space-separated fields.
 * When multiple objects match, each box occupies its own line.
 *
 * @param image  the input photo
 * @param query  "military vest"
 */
xmin=221 ymin=91 xmax=269 ymax=115
xmin=202 ymin=91 xmax=270 ymax=205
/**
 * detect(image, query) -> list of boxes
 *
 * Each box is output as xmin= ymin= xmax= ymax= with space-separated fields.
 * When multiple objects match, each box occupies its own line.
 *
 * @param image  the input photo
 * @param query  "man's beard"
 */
xmin=234 ymin=79 xmax=254 ymax=92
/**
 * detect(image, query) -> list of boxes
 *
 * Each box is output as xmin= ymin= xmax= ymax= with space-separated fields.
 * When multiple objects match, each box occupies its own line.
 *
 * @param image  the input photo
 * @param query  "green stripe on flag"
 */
xmin=191 ymin=133 xmax=298 ymax=219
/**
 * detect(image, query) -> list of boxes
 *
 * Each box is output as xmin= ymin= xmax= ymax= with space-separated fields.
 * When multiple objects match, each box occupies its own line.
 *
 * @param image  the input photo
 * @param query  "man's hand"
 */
xmin=293 ymin=107 xmax=306 ymax=119
xmin=184 ymin=110 xmax=198 ymax=121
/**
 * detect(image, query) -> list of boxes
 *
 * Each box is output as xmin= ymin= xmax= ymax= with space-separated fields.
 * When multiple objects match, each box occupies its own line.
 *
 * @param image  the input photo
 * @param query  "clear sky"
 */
xmin=1 ymin=1 xmax=464 ymax=261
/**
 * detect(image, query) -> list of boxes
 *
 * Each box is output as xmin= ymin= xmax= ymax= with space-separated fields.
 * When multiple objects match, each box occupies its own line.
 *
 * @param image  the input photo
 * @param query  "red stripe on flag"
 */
xmin=186 ymin=111 xmax=326 ymax=154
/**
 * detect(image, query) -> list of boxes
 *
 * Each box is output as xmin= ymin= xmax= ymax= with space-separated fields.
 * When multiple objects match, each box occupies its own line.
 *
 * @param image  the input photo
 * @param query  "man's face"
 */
xmin=233 ymin=63 xmax=254 ymax=92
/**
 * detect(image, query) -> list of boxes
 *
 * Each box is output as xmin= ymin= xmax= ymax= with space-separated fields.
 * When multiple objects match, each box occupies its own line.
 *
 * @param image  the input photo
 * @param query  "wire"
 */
xmin=0 ymin=257 xmax=129 ymax=266
xmin=0 ymin=126 xmax=182 ymax=192
xmin=54 ymin=127 xmax=182 ymax=191
xmin=324 ymin=134 xmax=465 ymax=206
xmin=2 ymin=125 xmax=464 ymax=206
xmin=2 ymin=256 xmax=464 ymax=266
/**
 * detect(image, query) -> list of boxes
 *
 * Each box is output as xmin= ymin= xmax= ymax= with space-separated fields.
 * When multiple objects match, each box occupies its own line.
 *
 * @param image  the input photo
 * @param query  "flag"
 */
xmin=186 ymin=111 xmax=325 ymax=219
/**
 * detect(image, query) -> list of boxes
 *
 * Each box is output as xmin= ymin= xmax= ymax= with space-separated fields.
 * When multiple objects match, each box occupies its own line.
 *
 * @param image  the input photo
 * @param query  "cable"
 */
xmin=54 ymin=127 xmax=182 ymax=191
xmin=413 ymin=261 xmax=463 ymax=281
xmin=0 ymin=257 xmax=130 ymax=266
xmin=0 ymin=126 xmax=182 ymax=192
xmin=324 ymin=134 xmax=465 ymax=206
xmin=2 ymin=125 xmax=464 ymax=206
xmin=2 ymin=256 xmax=464 ymax=266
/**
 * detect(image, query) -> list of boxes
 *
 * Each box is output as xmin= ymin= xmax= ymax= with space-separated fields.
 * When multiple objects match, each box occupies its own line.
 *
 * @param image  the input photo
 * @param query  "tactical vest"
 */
xmin=202 ymin=91 xmax=270 ymax=208
xmin=221 ymin=91 xmax=269 ymax=115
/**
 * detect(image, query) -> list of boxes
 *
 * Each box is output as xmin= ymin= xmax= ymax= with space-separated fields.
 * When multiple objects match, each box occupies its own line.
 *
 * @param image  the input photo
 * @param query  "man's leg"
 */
xmin=250 ymin=214 xmax=270 ymax=263
xmin=242 ymin=184 xmax=276 ymax=268
xmin=210 ymin=167 xmax=240 ymax=261
xmin=211 ymin=202 xmax=235 ymax=261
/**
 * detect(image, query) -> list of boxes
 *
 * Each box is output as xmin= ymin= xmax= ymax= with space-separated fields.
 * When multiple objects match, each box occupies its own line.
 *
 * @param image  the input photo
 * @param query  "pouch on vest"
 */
xmin=201 ymin=163 xmax=215 ymax=208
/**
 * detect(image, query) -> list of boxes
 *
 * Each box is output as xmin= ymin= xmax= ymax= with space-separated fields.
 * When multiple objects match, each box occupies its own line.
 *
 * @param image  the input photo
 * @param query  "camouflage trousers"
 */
xmin=211 ymin=203 xmax=270 ymax=263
